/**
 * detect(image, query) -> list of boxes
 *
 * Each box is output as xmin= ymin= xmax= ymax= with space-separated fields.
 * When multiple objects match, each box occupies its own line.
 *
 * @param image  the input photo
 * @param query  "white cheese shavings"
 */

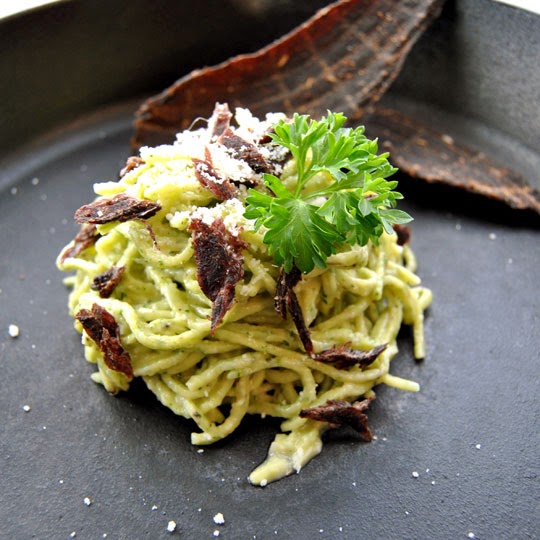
xmin=166 ymin=520 xmax=177 ymax=533
xmin=83 ymin=497 xmax=92 ymax=506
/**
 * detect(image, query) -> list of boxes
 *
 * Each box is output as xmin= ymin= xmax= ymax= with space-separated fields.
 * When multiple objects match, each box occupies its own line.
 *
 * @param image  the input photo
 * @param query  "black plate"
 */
xmin=1 ymin=1 xmax=539 ymax=539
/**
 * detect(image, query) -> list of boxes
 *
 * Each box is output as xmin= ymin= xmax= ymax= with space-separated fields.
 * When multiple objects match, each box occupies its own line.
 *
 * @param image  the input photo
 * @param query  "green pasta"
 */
xmin=57 ymin=107 xmax=432 ymax=485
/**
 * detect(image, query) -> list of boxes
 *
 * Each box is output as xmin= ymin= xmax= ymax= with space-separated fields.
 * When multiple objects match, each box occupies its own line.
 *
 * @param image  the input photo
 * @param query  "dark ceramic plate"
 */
xmin=1 ymin=1 xmax=539 ymax=539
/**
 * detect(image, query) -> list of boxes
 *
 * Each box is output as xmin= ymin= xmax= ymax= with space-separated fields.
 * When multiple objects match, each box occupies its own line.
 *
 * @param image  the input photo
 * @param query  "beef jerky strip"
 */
xmin=208 ymin=102 xmax=233 ymax=139
xmin=300 ymin=397 xmax=375 ymax=440
xmin=59 ymin=224 xmax=99 ymax=263
xmin=74 ymin=193 xmax=161 ymax=224
xmin=275 ymin=267 xmax=386 ymax=364
xmin=315 ymin=342 xmax=387 ymax=369
xmin=91 ymin=266 xmax=125 ymax=298
xmin=75 ymin=303 xmax=133 ymax=379
xmin=120 ymin=156 xmax=145 ymax=178
xmin=218 ymin=127 xmax=271 ymax=174
xmin=189 ymin=218 xmax=248 ymax=332
xmin=393 ymin=223 xmax=411 ymax=246
xmin=366 ymin=106 xmax=540 ymax=214
xmin=132 ymin=0 xmax=445 ymax=149
xmin=192 ymin=153 xmax=236 ymax=201
xmin=274 ymin=266 xmax=315 ymax=356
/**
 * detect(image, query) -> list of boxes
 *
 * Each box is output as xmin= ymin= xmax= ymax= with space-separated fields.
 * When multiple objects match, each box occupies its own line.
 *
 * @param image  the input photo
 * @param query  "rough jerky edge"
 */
xmin=274 ymin=267 xmax=315 ymax=355
xmin=74 ymin=193 xmax=161 ymax=224
xmin=132 ymin=0 xmax=445 ymax=149
xmin=192 ymin=157 xmax=236 ymax=201
xmin=75 ymin=303 xmax=133 ymax=379
xmin=120 ymin=156 xmax=145 ymax=177
xmin=365 ymin=106 xmax=540 ymax=214
xmin=91 ymin=266 xmax=125 ymax=298
xmin=208 ymin=103 xmax=233 ymax=139
xmin=59 ymin=224 xmax=98 ymax=263
xmin=189 ymin=218 xmax=247 ymax=332
xmin=315 ymin=343 xmax=388 ymax=370
xmin=300 ymin=397 xmax=375 ymax=440
xmin=393 ymin=224 xmax=411 ymax=246
xmin=218 ymin=128 xmax=271 ymax=174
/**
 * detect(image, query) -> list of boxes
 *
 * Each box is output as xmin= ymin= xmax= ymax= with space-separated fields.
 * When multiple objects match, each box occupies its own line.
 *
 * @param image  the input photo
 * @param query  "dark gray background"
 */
xmin=1 ymin=1 xmax=538 ymax=539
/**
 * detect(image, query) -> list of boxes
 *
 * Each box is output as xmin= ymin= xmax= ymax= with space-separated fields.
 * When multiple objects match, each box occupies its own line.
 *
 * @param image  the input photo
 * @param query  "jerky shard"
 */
xmin=274 ymin=266 xmax=314 ymax=356
xmin=300 ymin=397 xmax=375 ymax=440
xmin=189 ymin=218 xmax=247 ymax=332
xmin=218 ymin=128 xmax=272 ymax=174
xmin=132 ymin=0 xmax=445 ymax=149
xmin=315 ymin=343 xmax=387 ymax=369
xmin=59 ymin=224 xmax=98 ymax=263
xmin=75 ymin=303 xmax=133 ymax=379
xmin=75 ymin=193 xmax=161 ymax=224
xmin=366 ymin=106 xmax=540 ymax=214
xmin=208 ymin=102 xmax=233 ymax=139
xmin=120 ymin=156 xmax=145 ymax=177
xmin=91 ymin=266 xmax=125 ymax=298
xmin=192 ymin=157 xmax=236 ymax=200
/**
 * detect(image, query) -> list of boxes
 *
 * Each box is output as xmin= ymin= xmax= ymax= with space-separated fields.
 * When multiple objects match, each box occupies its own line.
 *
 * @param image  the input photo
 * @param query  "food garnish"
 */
xmin=244 ymin=111 xmax=412 ymax=274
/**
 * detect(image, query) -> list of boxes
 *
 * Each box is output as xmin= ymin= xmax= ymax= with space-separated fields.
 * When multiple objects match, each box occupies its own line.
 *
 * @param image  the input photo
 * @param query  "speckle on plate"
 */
xmin=22 ymin=405 xmax=31 ymax=412
xmin=213 ymin=512 xmax=225 ymax=525
xmin=467 ymin=533 xmax=476 ymax=539
xmin=213 ymin=531 xmax=220 ymax=537
xmin=83 ymin=497 xmax=92 ymax=506
xmin=8 ymin=324 xmax=20 ymax=338
xmin=412 ymin=471 xmax=419 ymax=478
xmin=166 ymin=520 xmax=176 ymax=533
xmin=475 ymin=444 xmax=482 ymax=450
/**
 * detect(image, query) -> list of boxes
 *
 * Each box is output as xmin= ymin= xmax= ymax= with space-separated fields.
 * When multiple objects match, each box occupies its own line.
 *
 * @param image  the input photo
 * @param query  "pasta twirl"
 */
xmin=57 ymin=107 xmax=432 ymax=485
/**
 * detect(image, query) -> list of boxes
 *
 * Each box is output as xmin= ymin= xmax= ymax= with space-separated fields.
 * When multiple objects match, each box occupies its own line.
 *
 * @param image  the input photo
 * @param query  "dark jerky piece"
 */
xmin=189 ymin=218 xmax=247 ymax=332
xmin=393 ymin=224 xmax=411 ymax=246
xmin=120 ymin=156 xmax=145 ymax=177
xmin=91 ymin=266 xmax=125 ymax=298
xmin=74 ymin=193 xmax=161 ymax=224
xmin=274 ymin=266 xmax=314 ymax=355
xmin=75 ymin=303 xmax=133 ymax=379
xmin=300 ymin=397 xmax=375 ymax=440
xmin=132 ymin=0 xmax=445 ymax=149
xmin=208 ymin=102 xmax=233 ymax=139
xmin=192 ymin=157 xmax=236 ymax=200
xmin=59 ymin=224 xmax=98 ymax=263
xmin=315 ymin=343 xmax=387 ymax=370
xmin=218 ymin=128 xmax=271 ymax=174
xmin=366 ymin=106 xmax=540 ymax=214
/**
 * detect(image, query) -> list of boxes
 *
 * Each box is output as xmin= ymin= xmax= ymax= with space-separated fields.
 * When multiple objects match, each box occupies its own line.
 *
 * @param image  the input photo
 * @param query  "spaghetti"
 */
xmin=57 ymin=107 xmax=432 ymax=485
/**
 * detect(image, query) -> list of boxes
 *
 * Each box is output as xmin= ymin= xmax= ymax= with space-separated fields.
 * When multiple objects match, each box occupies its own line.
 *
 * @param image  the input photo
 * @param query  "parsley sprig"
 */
xmin=244 ymin=112 xmax=412 ymax=273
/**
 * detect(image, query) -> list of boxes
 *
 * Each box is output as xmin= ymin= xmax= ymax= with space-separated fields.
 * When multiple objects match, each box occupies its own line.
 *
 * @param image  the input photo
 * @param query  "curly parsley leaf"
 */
xmin=244 ymin=111 xmax=412 ymax=273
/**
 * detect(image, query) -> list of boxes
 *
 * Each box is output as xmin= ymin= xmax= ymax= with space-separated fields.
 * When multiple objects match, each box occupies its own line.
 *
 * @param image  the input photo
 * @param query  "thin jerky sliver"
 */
xmin=192 ymin=157 xmax=236 ymax=201
xmin=300 ymin=397 xmax=375 ymax=440
xmin=59 ymin=224 xmax=98 ymax=263
xmin=366 ymin=106 xmax=540 ymax=214
xmin=91 ymin=266 xmax=125 ymax=298
xmin=218 ymin=128 xmax=271 ymax=174
xmin=74 ymin=193 xmax=161 ymax=224
xmin=132 ymin=0 xmax=445 ymax=149
xmin=189 ymin=218 xmax=247 ymax=332
xmin=208 ymin=102 xmax=233 ymax=139
xmin=75 ymin=303 xmax=133 ymax=379
xmin=120 ymin=156 xmax=145 ymax=177
xmin=315 ymin=343 xmax=387 ymax=369
xmin=274 ymin=267 xmax=315 ymax=356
